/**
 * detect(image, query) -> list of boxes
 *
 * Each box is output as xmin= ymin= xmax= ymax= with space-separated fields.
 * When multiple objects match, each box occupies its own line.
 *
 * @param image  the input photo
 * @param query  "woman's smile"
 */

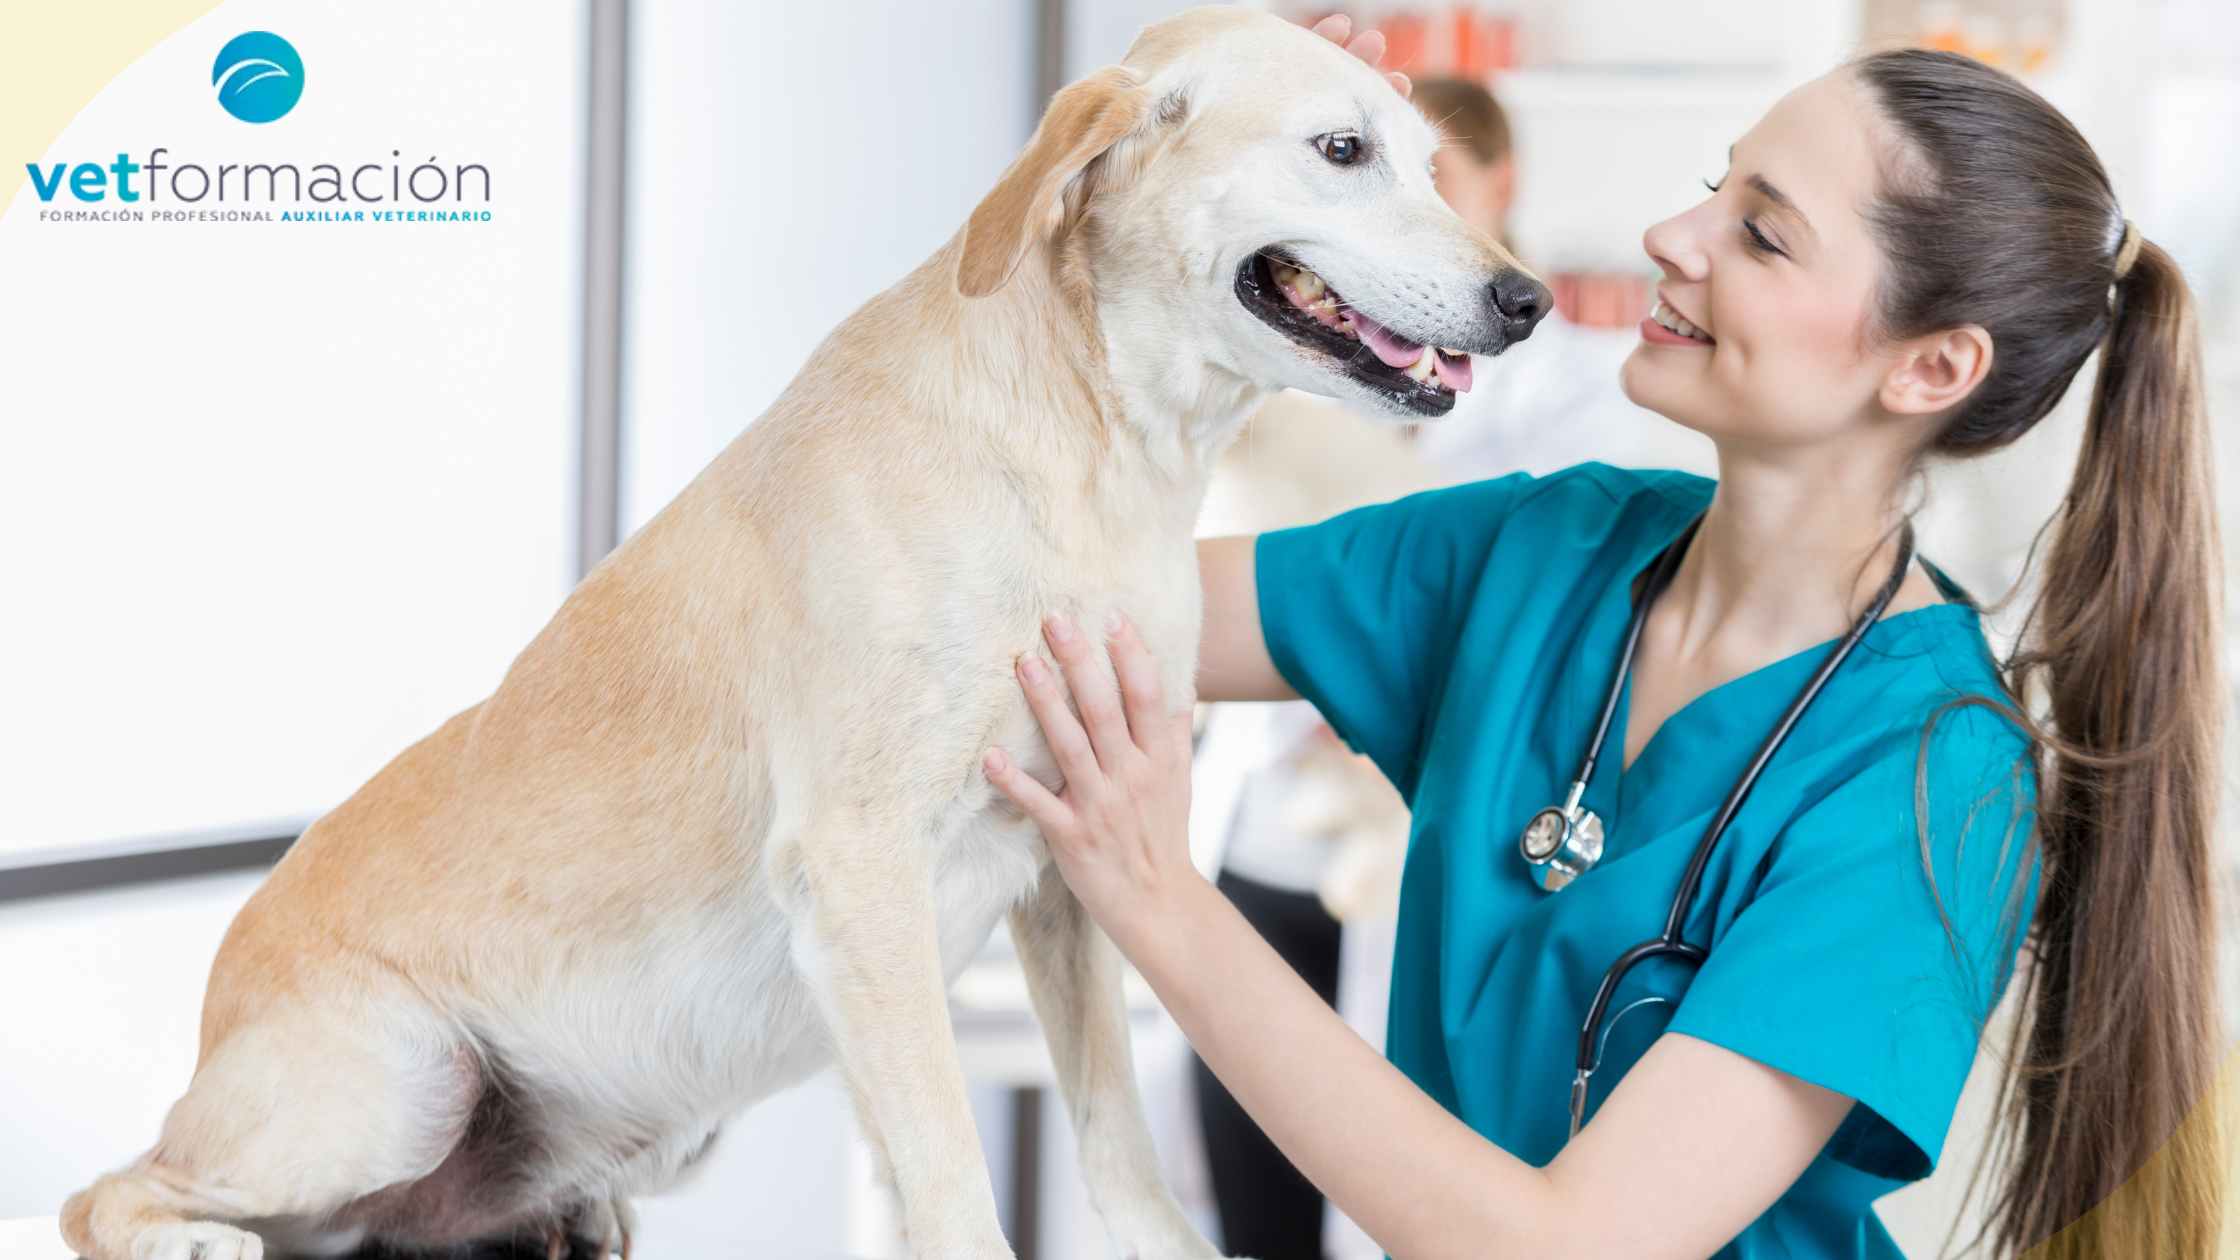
xmin=1642 ymin=296 xmax=1714 ymax=346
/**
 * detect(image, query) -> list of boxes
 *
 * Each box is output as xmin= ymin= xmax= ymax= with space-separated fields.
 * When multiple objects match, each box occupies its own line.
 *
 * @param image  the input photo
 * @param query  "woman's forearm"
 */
xmin=1115 ymin=881 xmax=1546 ymax=1260
xmin=985 ymin=611 xmax=1850 ymax=1260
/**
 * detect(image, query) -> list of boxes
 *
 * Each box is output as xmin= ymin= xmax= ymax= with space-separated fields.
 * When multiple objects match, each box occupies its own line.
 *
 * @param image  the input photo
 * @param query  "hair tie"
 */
xmin=2113 ymin=219 xmax=2143 ymax=281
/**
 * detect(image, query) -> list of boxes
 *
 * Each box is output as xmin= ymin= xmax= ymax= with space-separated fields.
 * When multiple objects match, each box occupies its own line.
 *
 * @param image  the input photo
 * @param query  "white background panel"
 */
xmin=0 ymin=1 xmax=584 ymax=859
xmin=620 ymin=0 xmax=1038 ymax=533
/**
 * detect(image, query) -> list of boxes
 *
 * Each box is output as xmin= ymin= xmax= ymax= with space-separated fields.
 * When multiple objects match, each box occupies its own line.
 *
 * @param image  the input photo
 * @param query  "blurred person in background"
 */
xmin=1406 ymin=78 xmax=1714 ymax=481
xmin=996 ymin=31 xmax=2224 ymax=1260
xmin=1185 ymin=411 xmax=1430 ymax=1260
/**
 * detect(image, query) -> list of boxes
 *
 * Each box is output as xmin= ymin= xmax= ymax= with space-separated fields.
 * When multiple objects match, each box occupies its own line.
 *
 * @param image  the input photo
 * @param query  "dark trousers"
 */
xmin=1195 ymin=869 xmax=1343 ymax=1260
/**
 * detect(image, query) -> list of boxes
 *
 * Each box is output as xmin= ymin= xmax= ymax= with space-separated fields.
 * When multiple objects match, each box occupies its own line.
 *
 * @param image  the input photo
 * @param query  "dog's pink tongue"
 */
xmin=1435 ymin=352 xmax=1473 ymax=392
xmin=1345 ymin=308 xmax=1425 ymax=369
xmin=1348 ymin=307 xmax=1473 ymax=392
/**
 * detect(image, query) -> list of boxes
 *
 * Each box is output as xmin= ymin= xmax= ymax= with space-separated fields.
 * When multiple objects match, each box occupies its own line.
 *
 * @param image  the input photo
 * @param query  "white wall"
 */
xmin=618 ymin=0 xmax=1038 ymax=534
xmin=0 ymin=870 xmax=267 ymax=1217
xmin=0 ymin=1 xmax=585 ymax=863
xmin=1063 ymin=0 xmax=1263 ymax=85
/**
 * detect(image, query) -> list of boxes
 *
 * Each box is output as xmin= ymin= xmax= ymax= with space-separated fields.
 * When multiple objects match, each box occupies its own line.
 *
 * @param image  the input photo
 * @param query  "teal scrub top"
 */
xmin=1255 ymin=464 xmax=2037 ymax=1260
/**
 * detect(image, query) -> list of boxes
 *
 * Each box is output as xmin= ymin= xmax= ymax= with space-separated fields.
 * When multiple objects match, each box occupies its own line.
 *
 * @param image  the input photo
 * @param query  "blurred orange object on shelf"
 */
xmin=1546 ymin=272 xmax=1650 ymax=331
xmin=1958 ymin=13 xmax=2007 ymax=66
xmin=1917 ymin=2 xmax=1966 ymax=52
xmin=1450 ymin=8 xmax=1518 ymax=78
xmin=1380 ymin=12 xmax=1429 ymax=75
xmin=1896 ymin=1 xmax=2061 ymax=75
xmin=2016 ymin=15 xmax=2055 ymax=75
xmin=1292 ymin=7 xmax=1519 ymax=81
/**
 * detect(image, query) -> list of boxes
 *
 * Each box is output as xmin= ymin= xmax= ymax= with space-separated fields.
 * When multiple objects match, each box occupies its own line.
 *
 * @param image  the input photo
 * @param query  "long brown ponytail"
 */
xmin=1855 ymin=50 xmax=2225 ymax=1258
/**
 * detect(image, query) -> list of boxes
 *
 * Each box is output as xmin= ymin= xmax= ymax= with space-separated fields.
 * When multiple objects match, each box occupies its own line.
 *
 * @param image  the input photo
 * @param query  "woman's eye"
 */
xmin=1742 ymin=217 xmax=1783 ymax=256
xmin=1703 ymin=176 xmax=1723 ymax=193
xmin=1319 ymin=133 xmax=1363 ymax=165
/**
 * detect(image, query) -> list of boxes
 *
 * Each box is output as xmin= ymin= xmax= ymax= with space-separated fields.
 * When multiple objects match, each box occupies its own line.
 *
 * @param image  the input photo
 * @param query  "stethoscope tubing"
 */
xmin=1563 ymin=515 xmax=1919 ymax=1138
xmin=1572 ymin=519 xmax=1697 ymax=793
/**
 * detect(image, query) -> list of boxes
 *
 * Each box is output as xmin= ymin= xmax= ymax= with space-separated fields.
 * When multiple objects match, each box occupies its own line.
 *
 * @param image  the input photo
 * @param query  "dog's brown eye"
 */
xmin=1319 ymin=133 xmax=1363 ymax=166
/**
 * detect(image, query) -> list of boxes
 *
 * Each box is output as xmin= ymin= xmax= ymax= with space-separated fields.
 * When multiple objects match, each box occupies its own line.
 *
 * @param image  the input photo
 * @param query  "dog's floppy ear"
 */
xmin=958 ymin=66 xmax=1152 ymax=299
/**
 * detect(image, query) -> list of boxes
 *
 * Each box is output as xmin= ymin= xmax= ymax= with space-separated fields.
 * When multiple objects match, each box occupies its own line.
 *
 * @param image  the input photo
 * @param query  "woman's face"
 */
xmin=1620 ymin=72 xmax=1904 ymax=450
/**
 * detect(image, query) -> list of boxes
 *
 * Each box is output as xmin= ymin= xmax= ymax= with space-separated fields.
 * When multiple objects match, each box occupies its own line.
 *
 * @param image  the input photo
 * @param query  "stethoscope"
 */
xmin=1519 ymin=513 xmax=1917 ymax=1140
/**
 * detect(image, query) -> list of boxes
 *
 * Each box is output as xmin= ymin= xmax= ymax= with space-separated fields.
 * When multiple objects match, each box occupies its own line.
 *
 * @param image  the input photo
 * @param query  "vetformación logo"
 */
xmin=212 ymin=32 xmax=304 ymax=124
xmin=26 ymin=30 xmax=493 ymax=226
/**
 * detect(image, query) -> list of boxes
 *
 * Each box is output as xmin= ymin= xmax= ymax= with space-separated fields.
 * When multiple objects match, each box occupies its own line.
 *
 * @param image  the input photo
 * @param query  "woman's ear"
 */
xmin=958 ymin=65 xmax=1152 ymax=299
xmin=1881 ymin=324 xmax=1993 ymax=416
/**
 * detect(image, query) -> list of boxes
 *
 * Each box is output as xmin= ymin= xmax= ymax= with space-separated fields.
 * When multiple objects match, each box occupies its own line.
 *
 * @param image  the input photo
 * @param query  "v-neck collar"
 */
xmin=1569 ymin=507 xmax=1979 ymax=842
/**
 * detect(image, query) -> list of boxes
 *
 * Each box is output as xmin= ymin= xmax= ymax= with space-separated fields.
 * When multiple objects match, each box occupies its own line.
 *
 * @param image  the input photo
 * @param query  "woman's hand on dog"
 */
xmin=984 ymin=611 xmax=1210 ymax=947
xmin=1311 ymin=13 xmax=1413 ymax=99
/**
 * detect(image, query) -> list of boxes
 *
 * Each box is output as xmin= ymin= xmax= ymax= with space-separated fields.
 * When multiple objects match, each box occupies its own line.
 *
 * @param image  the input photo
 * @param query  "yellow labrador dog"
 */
xmin=63 ymin=9 xmax=1545 ymax=1259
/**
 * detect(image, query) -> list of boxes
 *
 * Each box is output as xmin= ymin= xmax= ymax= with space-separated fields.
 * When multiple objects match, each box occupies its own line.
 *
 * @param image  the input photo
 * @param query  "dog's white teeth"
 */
xmin=1403 ymin=347 xmax=1437 ymax=382
xmin=1274 ymin=261 xmax=1334 ymax=322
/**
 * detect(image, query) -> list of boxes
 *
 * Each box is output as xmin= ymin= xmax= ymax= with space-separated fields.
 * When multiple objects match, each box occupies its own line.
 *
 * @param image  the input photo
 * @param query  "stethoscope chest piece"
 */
xmin=1519 ymin=784 xmax=1603 ymax=891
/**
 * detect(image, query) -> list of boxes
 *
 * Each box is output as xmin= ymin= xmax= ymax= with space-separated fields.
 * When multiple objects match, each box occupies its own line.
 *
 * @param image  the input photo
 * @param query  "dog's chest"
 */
xmin=928 ymin=794 xmax=1050 ymax=985
xmin=923 ymin=588 xmax=1202 ymax=985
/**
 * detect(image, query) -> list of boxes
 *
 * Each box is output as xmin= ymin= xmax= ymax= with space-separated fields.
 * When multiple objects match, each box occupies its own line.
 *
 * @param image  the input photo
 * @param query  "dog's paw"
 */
xmin=128 ymin=1220 xmax=264 ymax=1260
xmin=560 ymin=1194 xmax=635 ymax=1259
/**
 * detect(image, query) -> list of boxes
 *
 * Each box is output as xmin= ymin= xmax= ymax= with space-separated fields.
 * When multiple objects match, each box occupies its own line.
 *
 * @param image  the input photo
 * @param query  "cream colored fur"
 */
xmin=60 ymin=10 xmax=1532 ymax=1259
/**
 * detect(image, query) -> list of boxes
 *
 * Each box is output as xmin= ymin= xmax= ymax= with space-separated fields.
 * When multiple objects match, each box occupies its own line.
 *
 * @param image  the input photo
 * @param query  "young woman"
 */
xmin=982 ymin=28 xmax=2223 ymax=1260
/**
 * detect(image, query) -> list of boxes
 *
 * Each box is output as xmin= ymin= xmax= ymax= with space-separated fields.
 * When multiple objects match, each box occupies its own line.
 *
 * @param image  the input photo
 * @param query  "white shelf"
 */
xmin=1492 ymin=67 xmax=1794 ymax=111
xmin=1497 ymin=69 xmax=1792 ymax=272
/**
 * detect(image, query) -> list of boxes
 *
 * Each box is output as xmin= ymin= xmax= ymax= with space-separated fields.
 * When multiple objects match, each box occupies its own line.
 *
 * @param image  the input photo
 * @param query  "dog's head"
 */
xmin=958 ymin=7 xmax=1549 ymax=420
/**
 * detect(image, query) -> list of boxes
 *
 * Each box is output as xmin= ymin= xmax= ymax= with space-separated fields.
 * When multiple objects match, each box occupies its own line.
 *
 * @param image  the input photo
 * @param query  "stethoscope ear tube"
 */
xmin=1558 ymin=520 xmax=1918 ymax=1140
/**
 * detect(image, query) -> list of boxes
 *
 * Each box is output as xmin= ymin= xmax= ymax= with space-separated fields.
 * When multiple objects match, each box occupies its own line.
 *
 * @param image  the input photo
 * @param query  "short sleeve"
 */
xmin=1667 ymin=702 xmax=2039 ymax=1181
xmin=1254 ymin=475 xmax=1531 ymax=797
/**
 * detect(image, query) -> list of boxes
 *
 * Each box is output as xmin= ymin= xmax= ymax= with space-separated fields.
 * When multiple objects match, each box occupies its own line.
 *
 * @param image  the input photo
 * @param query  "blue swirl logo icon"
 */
xmin=212 ymin=32 xmax=303 ymax=123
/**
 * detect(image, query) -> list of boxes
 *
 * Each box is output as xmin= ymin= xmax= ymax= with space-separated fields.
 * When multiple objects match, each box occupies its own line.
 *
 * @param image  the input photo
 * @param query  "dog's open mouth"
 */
xmin=1236 ymin=252 xmax=1473 ymax=416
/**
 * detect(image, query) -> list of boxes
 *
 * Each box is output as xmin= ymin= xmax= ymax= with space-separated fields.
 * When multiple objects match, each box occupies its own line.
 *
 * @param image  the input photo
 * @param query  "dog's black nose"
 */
xmin=1490 ymin=271 xmax=1551 ymax=342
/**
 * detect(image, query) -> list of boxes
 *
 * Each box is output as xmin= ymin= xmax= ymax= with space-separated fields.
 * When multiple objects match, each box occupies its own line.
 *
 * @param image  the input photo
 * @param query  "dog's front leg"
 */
xmin=785 ymin=831 xmax=1012 ymax=1260
xmin=1011 ymin=864 xmax=1227 ymax=1260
